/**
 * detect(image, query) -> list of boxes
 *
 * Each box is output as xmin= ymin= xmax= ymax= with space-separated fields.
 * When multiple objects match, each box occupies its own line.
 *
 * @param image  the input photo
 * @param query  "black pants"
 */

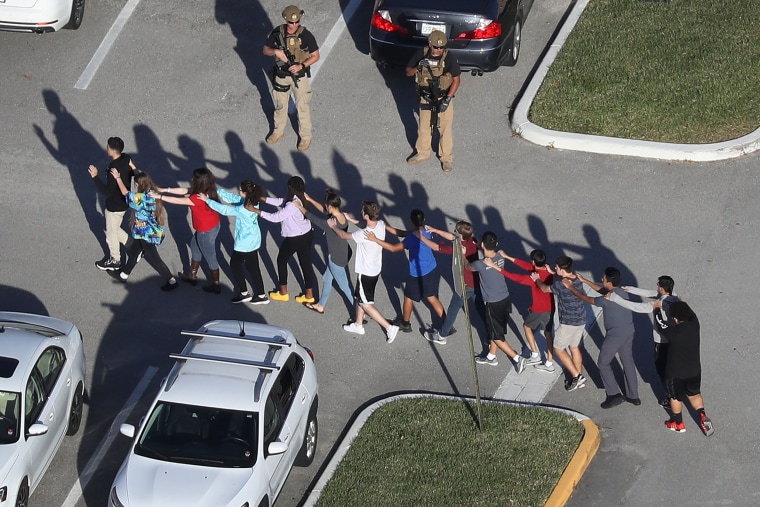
xmin=123 ymin=239 xmax=172 ymax=280
xmin=277 ymin=229 xmax=316 ymax=290
xmin=231 ymin=249 xmax=264 ymax=295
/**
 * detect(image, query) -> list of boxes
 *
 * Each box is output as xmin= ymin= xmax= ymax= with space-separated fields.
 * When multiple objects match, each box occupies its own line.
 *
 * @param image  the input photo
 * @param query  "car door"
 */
xmin=35 ymin=347 xmax=70 ymax=446
xmin=24 ymin=372 xmax=57 ymax=487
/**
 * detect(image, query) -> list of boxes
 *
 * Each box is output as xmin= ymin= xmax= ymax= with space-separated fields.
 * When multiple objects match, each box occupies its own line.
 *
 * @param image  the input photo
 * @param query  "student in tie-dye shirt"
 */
xmin=110 ymin=169 xmax=178 ymax=291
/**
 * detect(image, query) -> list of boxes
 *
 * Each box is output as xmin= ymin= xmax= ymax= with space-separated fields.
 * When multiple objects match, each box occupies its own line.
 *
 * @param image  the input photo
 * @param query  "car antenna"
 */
xmin=239 ymin=320 xmax=245 ymax=337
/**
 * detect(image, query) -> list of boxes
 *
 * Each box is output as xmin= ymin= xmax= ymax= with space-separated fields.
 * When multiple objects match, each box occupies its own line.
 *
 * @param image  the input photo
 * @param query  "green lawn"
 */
xmin=315 ymin=398 xmax=583 ymax=507
xmin=529 ymin=0 xmax=760 ymax=143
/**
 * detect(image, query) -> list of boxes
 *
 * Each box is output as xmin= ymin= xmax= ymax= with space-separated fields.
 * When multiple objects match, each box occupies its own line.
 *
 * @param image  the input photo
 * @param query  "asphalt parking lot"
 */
xmin=1 ymin=0 xmax=758 ymax=505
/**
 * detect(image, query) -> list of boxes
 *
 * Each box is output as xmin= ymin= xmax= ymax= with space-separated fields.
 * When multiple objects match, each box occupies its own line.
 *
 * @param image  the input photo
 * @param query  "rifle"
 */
xmin=276 ymin=31 xmax=300 ymax=89
xmin=422 ymin=61 xmax=441 ymax=129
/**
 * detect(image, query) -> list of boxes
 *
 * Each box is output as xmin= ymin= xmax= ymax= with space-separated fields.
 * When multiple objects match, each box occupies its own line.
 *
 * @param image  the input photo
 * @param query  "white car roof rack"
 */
xmin=180 ymin=329 xmax=293 ymax=348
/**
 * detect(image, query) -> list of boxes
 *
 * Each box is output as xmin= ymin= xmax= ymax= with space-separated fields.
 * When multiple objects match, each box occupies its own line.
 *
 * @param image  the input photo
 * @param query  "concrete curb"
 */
xmin=302 ymin=393 xmax=599 ymax=506
xmin=511 ymin=0 xmax=760 ymax=162
xmin=545 ymin=419 xmax=601 ymax=507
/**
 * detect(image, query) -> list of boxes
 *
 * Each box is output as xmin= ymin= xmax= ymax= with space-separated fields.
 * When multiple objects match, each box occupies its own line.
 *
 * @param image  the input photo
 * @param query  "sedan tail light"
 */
xmin=372 ymin=10 xmax=410 ymax=35
xmin=455 ymin=19 xmax=501 ymax=40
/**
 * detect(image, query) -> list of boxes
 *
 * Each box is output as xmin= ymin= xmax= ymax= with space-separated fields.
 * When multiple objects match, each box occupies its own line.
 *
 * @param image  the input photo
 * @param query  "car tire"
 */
xmin=295 ymin=403 xmax=318 ymax=467
xmin=66 ymin=382 xmax=84 ymax=436
xmin=15 ymin=478 xmax=29 ymax=507
xmin=64 ymin=0 xmax=85 ymax=30
xmin=256 ymin=496 xmax=269 ymax=507
xmin=504 ymin=17 xmax=522 ymax=66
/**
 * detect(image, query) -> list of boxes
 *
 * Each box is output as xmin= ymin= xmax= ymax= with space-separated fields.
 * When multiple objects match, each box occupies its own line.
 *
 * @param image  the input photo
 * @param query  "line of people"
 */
xmin=88 ymin=136 xmax=713 ymax=436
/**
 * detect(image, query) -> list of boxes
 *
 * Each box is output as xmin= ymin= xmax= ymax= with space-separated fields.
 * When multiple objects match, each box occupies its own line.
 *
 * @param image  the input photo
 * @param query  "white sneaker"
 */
xmin=343 ymin=322 xmax=365 ymax=335
xmin=425 ymin=329 xmax=447 ymax=345
xmin=386 ymin=325 xmax=399 ymax=343
xmin=534 ymin=362 xmax=556 ymax=372
xmin=526 ymin=355 xmax=543 ymax=365
xmin=514 ymin=356 xmax=526 ymax=374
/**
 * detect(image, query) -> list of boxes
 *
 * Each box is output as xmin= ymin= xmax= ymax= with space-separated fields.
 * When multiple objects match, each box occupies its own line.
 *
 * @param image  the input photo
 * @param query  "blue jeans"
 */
xmin=440 ymin=286 xmax=477 ymax=337
xmin=318 ymin=256 xmax=354 ymax=308
xmin=190 ymin=223 xmax=220 ymax=269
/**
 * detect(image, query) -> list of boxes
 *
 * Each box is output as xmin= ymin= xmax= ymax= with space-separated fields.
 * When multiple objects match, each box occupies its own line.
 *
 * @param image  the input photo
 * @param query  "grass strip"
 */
xmin=530 ymin=0 xmax=760 ymax=143
xmin=316 ymin=398 xmax=583 ymax=507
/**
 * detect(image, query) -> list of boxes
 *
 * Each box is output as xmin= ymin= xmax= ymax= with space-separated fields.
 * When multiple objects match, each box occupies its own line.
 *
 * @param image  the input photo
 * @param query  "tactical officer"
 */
xmin=405 ymin=30 xmax=461 ymax=172
xmin=263 ymin=5 xmax=320 ymax=151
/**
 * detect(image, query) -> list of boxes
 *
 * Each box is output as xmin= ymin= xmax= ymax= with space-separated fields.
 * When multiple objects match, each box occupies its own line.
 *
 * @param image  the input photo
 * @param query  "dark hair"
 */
xmin=604 ymin=267 xmax=621 ymax=287
xmin=286 ymin=176 xmax=308 ymax=209
xmin=361 ymin=200 xmax=381 ymax=221
xmin=410 ymin=209 xmax=425 ymax=228
xmin=189 ymin=168 xmax=219 ymax=201
xmin=134 ymin=172 xmax=165 ymax=225
xmin=657 ymin=276 xmax=675 ymax=294
xmin=556 ymin=255 xmax=574 ymax=272
xmin=530 ymin=249 xmax=547 ymax=267
xmin=324 ymin=189 xmax=341 ymax=211
xmin=669 ymin=301 xmax=694 ymax=322
xmin=481 ymin=231 xmax=498 ymax=251
xmin=240 ymin=179 xmax=264 ymax=209
xmin=454 ymin=221 xmax=473 ymax=240
xmin=107 ymin=137 xmax=125 ymax=154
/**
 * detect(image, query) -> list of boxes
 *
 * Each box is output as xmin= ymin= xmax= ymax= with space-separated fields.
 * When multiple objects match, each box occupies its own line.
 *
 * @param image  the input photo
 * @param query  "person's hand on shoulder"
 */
xmin=88 ymin=165 xmax=98 ymax=178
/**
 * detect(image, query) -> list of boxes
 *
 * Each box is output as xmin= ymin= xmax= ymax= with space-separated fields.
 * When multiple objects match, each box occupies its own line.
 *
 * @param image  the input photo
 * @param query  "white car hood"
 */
xmin=122 ymin=455 xmax=254 ymax=506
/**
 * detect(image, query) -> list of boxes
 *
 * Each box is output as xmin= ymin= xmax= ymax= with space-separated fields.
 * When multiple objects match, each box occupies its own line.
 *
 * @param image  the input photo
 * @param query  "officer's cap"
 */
xmin=282 ymin=5 xmax=304 ymax=22
xmin=428 ymin=30 xmax=447 ymax=47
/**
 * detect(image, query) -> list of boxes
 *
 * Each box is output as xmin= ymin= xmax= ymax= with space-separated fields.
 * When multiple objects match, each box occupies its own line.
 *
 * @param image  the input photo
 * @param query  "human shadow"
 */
xmin=376 ymin=65 xmax=420 ymax=150
xmin=33 ymin=89 xmax=111 ymax=256
xmin=79 ymin=274 xmax=269 ymax=505
xmin=215 ymin=0 xmax=276 ymax=128
xmin=0 ymin=285 xmax=48 ymax=315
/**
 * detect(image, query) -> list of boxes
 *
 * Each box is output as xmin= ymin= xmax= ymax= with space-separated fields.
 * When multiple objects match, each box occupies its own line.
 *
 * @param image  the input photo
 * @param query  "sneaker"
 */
xmin=269 ymin=291 xmax=290 ymax=302
xmin=96 ymin=257 xmax=121 ymax=271
xmin=514 ymin=356 xmax=526 ymax=374
xmin=665 ymin=419 xmax=686 ymax=433
xmin=160 ymin=280 xmax=179 ymax=292
xmin=448 ymin=326 xmax=457 ymax=335
xmin=601 ymin=394 xmax=625 ymax=409
xmin=108 ymin=270 xmax=128 ymax=283
xmin=342 ymin=322 xmax=365 ymax=335
xmin=565 ymin=375 xmax=586 ymax=392
xmin=232 ymin=293 xmax=253 ymax=304
xmin=534 ymin=362 xmax=556 ymax=373
xmin=394 ymin=320 xmax=412 ymax=333
xmin=625 ymin=397 xmax=642 ymax=406
xmin=250 ymin=295 xmax=270 ymax=305
xmin=386 ymin=325 xmax=399 ymax=344
xmin=295 ymin=294 xmax=315 ymax=304
xmin=475 ymin=355 xmax=498 ymax=366
xmin=526 ymin=355 xmax=543 ymax=366
xmin=699 ymin=413 xmax=714 ymax=437
xmin=425 ymin=329 xmax=447 ymax=345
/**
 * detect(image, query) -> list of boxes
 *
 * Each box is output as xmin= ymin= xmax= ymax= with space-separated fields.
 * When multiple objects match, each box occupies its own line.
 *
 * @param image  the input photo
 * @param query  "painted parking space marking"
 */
xmin=74 ymin=0 xmax=143 ymax=90
xmin=60 ymin=366 xmax=158 ymax=507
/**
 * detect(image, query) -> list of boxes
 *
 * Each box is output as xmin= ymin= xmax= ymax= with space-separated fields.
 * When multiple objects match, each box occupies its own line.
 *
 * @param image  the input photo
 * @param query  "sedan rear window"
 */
xmin=135 ymin=402 xmax=258 ymax=468
xmin=0 ymin=357 xmax=19 ymax=379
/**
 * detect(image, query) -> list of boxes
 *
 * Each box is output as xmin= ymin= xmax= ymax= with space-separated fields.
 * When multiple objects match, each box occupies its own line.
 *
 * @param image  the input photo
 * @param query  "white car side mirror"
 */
xmin=28 ymin=423 xmax=49 ymax=436
xmin=120 ymin=424 xmax=136 ymax=438
xmin=268 ymin=441 xmax=288 ymax=455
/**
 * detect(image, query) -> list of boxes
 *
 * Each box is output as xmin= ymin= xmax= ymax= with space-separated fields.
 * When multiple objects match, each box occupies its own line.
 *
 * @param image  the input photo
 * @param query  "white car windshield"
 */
xmin=135 ymin=402 xmax=258 ymax=468
xmin=0 ymin=390 xmax=21 ymax=444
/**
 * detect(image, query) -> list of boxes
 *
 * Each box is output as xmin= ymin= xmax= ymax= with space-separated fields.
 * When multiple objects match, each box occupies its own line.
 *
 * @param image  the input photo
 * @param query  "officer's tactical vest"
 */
xmin=280 ymin=25 xmax=310 ymax=64
xmin=416 ymin=47 xmax=453 ymax=92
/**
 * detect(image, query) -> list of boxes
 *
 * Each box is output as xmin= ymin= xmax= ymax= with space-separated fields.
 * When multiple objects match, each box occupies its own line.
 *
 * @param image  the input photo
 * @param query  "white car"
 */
xmin=0 ymin=312 xmax=87 ymax=507
xmin=0 ymin=0 xmax=84 ymax=33
xmin=110 ymin=320 xmax=319 ymax=507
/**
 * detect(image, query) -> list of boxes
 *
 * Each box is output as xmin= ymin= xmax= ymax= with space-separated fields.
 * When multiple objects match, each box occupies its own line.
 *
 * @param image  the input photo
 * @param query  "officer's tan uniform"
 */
xmin=264 ymin=6 xmax=320 ymax=150
xmin=415 ymin=58 xmax=454 ymax=165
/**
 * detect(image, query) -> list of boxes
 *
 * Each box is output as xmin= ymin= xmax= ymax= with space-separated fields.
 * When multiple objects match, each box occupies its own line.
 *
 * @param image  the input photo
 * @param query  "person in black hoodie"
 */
xmin=88 ymin=137 xmax=136 ymax=271
xmin=655 ymin=301 xmax=714 ymax=436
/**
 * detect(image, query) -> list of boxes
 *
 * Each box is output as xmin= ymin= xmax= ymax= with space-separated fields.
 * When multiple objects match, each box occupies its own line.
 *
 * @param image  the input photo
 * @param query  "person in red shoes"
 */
xmin=655 ymin=301 xmax=714 ymax=436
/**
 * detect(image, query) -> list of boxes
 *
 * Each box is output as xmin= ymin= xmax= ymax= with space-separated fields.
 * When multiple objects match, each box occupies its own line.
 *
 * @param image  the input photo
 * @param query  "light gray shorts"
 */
xmin=553 ymin=324 xmax=584 ymax=349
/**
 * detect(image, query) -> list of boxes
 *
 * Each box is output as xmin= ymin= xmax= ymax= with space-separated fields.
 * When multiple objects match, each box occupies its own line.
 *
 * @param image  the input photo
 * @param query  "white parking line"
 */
xmin=74 ymin=0 xmax=143 ymax=90
xmin=61 ymin=366 xmax=158 ymax=507
xmin=309 ymin=0 xmax=362 ymax=81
